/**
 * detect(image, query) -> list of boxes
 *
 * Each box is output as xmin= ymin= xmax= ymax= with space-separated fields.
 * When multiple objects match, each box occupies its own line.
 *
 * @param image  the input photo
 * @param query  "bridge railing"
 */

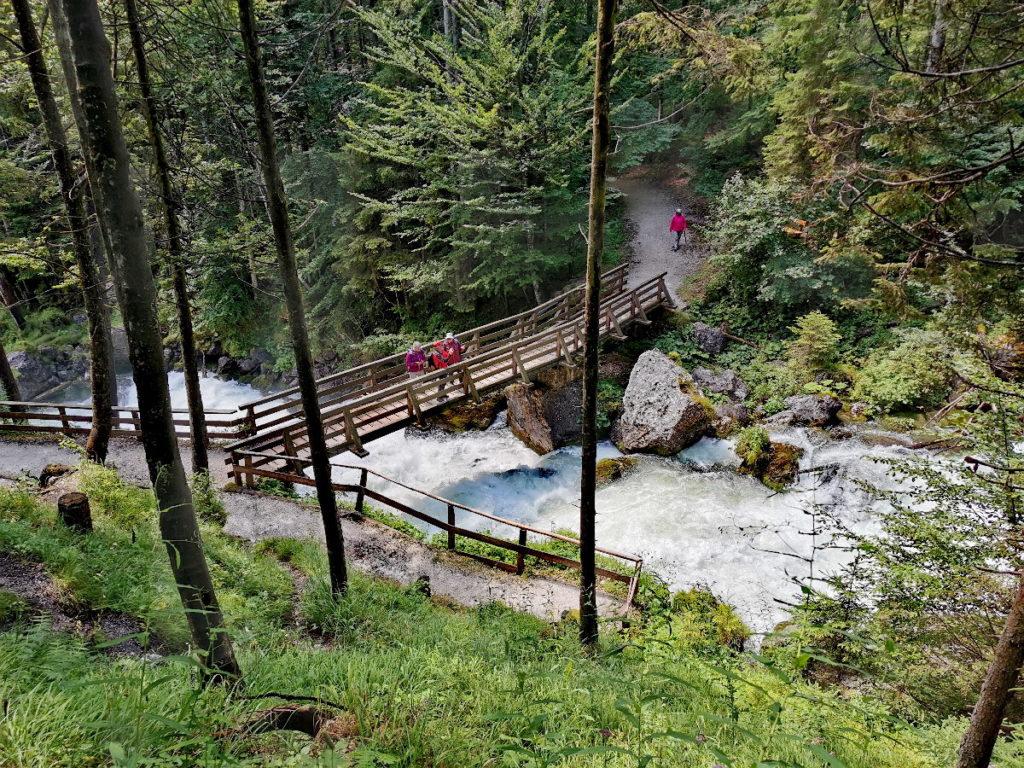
xmin=228 ymin=272 xmax=671 ymax=462
xmin=228 ymin=451 xmax=644 ymax=613
xmin=235 ymin=264 xmax=630 ymax=436
xmin=0 ymin=401 xmax=246 ymax=439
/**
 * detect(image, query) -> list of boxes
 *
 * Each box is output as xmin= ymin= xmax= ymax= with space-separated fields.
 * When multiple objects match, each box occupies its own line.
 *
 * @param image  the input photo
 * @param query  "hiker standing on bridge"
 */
xmin=405 ymin=341 xmax=427 ymax=380
xmin=670 ymin=208 xmax=688 ymax=251
xmin=432 ymin=339 xmax=454 ymax=402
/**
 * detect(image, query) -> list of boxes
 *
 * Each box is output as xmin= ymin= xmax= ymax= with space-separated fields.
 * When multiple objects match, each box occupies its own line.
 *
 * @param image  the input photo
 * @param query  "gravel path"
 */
xmin=614 ymin=169 xmax=706 ymax=299
xmin=0 ymin=435 xmax=623 ymax=622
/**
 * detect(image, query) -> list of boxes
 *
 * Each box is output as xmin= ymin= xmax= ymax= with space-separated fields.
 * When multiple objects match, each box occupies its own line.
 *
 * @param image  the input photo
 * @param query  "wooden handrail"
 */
xmin=241 ymin=263 xmax=629 ymax=411
xmin=228 ymin=449 xmax=644 ymax=611
xmin=225 ymin=271 xmax=669 ymax=453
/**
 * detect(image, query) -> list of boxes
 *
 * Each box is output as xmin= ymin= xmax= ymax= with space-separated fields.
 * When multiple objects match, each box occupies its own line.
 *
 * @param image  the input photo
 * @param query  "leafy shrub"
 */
xmin=735 ymin=425 xmax=771 ymax=465
xmin=190 ymin=470 xmax=225 ymax=525
xmin=786 ymin=311 xmax=841 ymax=383
xmin=762 ymin=394 xmax=787 ymax=415
xmin=596 ymin=379 xmax=625 ymax=431
xmin=253 ymin=477 xmax=301 ymax=500
xmin=852 ymin=329 xmax=954 ymax=413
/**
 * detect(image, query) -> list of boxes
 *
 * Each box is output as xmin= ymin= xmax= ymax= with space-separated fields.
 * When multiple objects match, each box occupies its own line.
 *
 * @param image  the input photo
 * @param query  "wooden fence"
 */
xmin=0 ymin=401 xmax=246 ymax=440
xmin=228 ymin=452 xmax=644 ymax=613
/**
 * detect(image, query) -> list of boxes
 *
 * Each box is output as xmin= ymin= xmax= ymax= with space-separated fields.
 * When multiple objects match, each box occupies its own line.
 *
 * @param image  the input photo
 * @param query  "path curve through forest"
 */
xmin=614 ymin=168 xmax=705 ymax=299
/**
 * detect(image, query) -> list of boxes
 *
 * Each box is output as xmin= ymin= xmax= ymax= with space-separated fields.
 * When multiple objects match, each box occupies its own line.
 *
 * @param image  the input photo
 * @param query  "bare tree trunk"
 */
xmin=958 ymin=575 xmax=1024 ymax=768
xmin=237 ymin=0 xmax=349 ymax=596
xmin=925 ymin=0 xmax=949 ymax=74
xmin=11 ymin=0 xmax=115 ymax=462
xmin=121 ymin=0 xmax=209 ymax=473
xmin=48 ymin=0 xmax=239 ymax=680
xmin=579 ymin=0 xmax=617 ymax=648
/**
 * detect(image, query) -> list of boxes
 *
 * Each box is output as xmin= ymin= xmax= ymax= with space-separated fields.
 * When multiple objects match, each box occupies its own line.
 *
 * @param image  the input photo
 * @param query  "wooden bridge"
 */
xmin=223 ymin=267 xmax=674 ymax=478
xmin=1 ymin=264 xmax=675 ymax=606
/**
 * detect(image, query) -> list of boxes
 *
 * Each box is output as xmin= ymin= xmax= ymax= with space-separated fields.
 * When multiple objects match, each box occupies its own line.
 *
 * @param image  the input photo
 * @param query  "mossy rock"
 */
xmin=738 ymin=439 xmax=804 ymax=491
xmin=596 ymin=457 xmax=638 ymax=487
xmin=429 ymin=393 xmax=504 ymax=433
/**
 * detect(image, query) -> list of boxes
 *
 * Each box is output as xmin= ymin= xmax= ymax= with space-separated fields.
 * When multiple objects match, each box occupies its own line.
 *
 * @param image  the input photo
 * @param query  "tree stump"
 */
xmin=57 ymin=492 xmax=92 ymax=533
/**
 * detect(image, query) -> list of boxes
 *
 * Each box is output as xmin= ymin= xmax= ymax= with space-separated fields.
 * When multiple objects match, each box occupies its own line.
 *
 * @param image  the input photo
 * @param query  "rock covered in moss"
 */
xmin=612 ymin=350 xmax=711 ymax=456
xmin=736 ymin=426 xmax=804 ymax=491
xmin=596 ymin=457 xmax=638 ymax=487
xmin=428 ymin=393 xmax=504 ymax=433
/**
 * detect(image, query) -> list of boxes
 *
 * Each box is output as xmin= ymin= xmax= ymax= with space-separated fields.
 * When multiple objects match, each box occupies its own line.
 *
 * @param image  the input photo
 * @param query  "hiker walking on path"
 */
xmin=405 ymin=342 xmax=427 ymax=379
xmin=670 ymin=208 xmax=688 ymax=251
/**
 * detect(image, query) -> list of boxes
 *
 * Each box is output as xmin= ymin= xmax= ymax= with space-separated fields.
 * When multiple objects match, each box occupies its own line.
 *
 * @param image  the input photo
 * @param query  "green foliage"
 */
xmin=0 ymin=464 xmax=997 ymax=767
xmin=696 ymin=175 xmax=874 ymax=334
xmin=734 ymin=425 xmax=770 ymax=465
xmin=800 ymin=372 xmax=1024 ymax=717
xmin=190 ymin=471 xmax=225 ymax=525
xmin=786 ymin=311 xmax=841 ymax=384
xmin=596 ymin=379 xmax=625 ymax=432
xmin=852 ymin=329 xmax=954 ymax=413
xmin=253 ymin=478 xmax=302 ymax=500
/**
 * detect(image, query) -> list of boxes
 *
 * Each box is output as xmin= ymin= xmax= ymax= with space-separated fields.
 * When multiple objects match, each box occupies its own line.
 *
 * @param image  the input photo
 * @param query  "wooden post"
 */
xmin=245 ymin=404 xmax=257 ymax=436
xmin=406 ymin=385 xmax=425 ymax=426
xmin=57 ymin=406 xmax=71 ymax=432
xmin=462 ymin=365 xmax=481 ymax=403
xmin=355 ymin=467 xmax=367 ymax=515
xmin=343 ymin=411 xmax=366 ymax=456
xmin=58 ymin=492 xmax=92 ymax=533
xmin=515 ymin=529 xmax=527 ymax=575
xmin=447 ymin=504 xmax=456 ymax=550
xmin=512 ymin=348 xmax=531 ymax=384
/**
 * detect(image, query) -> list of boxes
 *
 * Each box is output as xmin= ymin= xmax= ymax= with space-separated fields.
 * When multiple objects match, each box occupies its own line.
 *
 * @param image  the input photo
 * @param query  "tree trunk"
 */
xmin=579 ymin=0 xmax=617 ymax=648
xmin=121 ymin=0 xmax=209 ymax=473
xmin=237 ymin=0 xmax=349 ymax=596
xmin=48 ymin=0 xmax=239 ymax=680
xmin=0 ymin=273 xmax=25 ymax=330
xmin=0 ymin=335 xmax=22 ymax=406
xmin=925 ymin=0 xmax=949 ymax=74
xmin=958 ymin=574 xmax=1024 ymax=767
xmin=12 ymin=0 xmax=116 ymax=462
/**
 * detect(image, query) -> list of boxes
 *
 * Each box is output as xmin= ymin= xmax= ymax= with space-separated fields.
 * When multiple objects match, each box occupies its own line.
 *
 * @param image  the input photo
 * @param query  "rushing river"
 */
xmin=43 ymin=371 xmax=911 ymax=634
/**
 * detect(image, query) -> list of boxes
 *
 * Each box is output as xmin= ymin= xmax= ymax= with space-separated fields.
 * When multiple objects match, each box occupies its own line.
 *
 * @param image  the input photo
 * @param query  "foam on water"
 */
xmin=330 ymin=418 xmax=911 ymax=633
xmin=48 ymin=371 xmax=271 ymax=412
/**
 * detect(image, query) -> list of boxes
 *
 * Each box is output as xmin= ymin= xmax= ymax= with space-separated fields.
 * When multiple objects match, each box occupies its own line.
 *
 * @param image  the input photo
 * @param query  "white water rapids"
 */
xmin=48 ymin=372 xmax=912 ymax=634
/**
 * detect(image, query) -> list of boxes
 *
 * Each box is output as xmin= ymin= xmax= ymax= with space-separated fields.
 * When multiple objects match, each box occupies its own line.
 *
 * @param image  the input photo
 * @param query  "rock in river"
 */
xmin=612 ymin=350 xmax=712 ymax=456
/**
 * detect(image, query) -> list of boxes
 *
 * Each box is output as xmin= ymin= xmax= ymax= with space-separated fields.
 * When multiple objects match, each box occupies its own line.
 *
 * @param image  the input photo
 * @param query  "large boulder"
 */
xmin=712 ymin=402 xmax=750 ymax=438
xmin=692 ymin=367 xmax=749 ymax=401
xmin=596 ymin=457 xmax=638 ymax=487
xmin=738 ymin=440 xmax=804 ymax=491
xmin=6 ymin=350 xmax=55 ymax=399
xmin=766 ymin=394 xmax=842 ymax=427
xmin=612 ymin=350 xmax=712 ymax=455
xmin=690 ymin=322 xmax=724 ymax=355
xmin=505 ymin=367 xmax=582 ymax=455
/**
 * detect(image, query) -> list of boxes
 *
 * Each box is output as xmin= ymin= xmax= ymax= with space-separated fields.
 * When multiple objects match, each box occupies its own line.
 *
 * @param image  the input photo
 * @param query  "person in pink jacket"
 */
xmin=670 ymin=208 xmax=688 ymax=251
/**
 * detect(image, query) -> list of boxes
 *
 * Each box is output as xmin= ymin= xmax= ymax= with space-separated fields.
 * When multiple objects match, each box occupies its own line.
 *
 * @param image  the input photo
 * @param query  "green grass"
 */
xmin=0 ymin=466 xmax=998 ymax=767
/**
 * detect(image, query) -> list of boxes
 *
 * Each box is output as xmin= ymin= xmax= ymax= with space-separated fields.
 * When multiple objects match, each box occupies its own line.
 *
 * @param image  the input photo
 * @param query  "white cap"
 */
xmin=445 ymin=333 xmax=454 ymax=339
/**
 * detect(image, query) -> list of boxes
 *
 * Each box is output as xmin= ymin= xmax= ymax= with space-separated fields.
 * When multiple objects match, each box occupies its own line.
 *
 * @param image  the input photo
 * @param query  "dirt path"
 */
xmin=614 ymin=167 xmax=706 ymax=299
xmin=0 ymin=436 xmax=622 ymax=622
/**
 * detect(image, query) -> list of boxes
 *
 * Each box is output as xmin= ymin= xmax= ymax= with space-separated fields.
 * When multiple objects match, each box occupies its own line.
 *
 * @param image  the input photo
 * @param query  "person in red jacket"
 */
xmin=432 ymin=339 xmax=454 ymax=402
xmin=670 ymin=208 xmax=688 ymax=251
